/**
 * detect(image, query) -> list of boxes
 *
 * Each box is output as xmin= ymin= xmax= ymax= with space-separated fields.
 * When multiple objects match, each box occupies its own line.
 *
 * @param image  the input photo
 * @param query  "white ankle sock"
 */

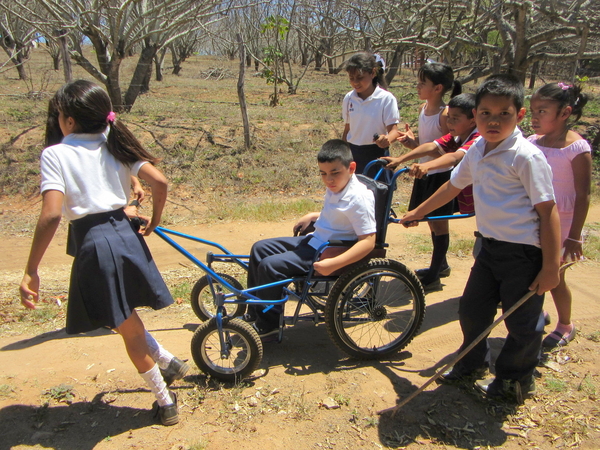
xmin=145 ymin=331 xmax=175 ymax=370
xmin=140 ymin=363 xmax=173 ymax=407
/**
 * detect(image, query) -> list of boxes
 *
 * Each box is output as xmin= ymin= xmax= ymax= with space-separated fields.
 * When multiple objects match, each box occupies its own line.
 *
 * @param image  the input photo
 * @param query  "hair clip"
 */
xmin=374 ymin=53 xmax=386 ymax=71
xmin=557 ymin=82 xmax=571 ymax=90
xmin=107 ymin=111 xmax=116 ymax=123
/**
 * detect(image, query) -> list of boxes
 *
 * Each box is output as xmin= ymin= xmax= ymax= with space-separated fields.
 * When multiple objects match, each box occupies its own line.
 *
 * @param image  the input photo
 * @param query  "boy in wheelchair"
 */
xmin=247 ymin=139 xmax=377 ymax=339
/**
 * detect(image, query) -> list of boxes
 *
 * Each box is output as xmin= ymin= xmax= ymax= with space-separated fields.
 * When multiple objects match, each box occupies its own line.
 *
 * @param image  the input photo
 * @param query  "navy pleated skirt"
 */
xmin=66 ymin=209 xmax=173 ymax=334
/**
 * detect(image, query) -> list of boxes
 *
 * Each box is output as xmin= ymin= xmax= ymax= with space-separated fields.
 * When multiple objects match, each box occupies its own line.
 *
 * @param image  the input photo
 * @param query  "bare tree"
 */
xmin=6 ymin=0 xmax=240 ymax=111
xmin=0 ymin=0 xmax=36 ymax=80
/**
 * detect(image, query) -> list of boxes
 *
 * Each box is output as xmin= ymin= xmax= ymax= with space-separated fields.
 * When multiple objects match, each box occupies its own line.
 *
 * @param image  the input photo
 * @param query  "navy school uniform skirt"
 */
xmin=408 ymin=171 xmax=457 ymax=217
xmin=66 ymin=208 xmax=173 ymax=334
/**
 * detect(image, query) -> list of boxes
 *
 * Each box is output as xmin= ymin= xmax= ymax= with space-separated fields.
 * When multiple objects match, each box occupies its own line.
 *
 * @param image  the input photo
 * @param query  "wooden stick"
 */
xmin=378 ymin=261 xmax=575 ymax=416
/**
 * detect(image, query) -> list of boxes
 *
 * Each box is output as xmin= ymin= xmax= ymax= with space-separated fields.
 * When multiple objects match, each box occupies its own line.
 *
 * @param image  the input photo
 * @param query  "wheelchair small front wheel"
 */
xmin=324 ymin=258 xmax=425 ymax=359
xmin=190 ymin=273 xmax=246 ymax=321
xmin=191 ymin=317 xmax=263 ymax=382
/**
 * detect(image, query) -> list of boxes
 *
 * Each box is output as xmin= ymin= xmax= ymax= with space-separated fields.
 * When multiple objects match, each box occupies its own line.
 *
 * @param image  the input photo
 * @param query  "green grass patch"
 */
xmin=208 ymin=198 xmax=319 ymax=222
xmin=584 ymin=331 xmax=600 ymax=342
xmin=577 ymin=373 xmax=597 ymax=396
xmin=544 ymin=375 xmax=568 ymax=393
xmin=449 ymin=237 xmax=475 ymax=257
xmin=42 ymin=384 xmax=75 ymax=404
xmin=171 ymin=280 xmax=193 ymax=301
xmin=0 ymin=384 xmax=15 ymax=398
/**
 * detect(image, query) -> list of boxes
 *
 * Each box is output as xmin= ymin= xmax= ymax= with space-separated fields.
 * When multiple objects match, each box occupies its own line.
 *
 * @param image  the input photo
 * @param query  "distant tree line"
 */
xmin=1 ymin=0 xmax=599 ymax=111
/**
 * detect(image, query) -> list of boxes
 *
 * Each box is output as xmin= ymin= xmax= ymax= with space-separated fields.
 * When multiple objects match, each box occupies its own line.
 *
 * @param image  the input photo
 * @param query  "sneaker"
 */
xmin=252 ymin=323 xmax=280 ymax=343
xmin=475 ymin=377 xmax=536 ymax=404
xmin=437 ymin=365 xmax=487 ymax=385
xmin=415 ymin=265 xmax=451 ymax=280
xmin=422 ymin=278 xmax=442 ymax=294
xmin=160 ymin=357 xmax=190 ymax=387
xmin=154 ymin=391 xmax=179 ymax=426
xmin=542 ymin=325 xmax=576 ymax=349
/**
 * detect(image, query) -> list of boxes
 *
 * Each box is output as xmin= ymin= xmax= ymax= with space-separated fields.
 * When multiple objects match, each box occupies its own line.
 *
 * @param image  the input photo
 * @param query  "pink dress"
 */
xmin=528 ymin=135 xmax=591 ymax=243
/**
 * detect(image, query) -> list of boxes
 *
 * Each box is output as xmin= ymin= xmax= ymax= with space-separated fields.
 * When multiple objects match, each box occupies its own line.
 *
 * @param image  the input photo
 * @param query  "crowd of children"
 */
xmin=18 ymin=51 xmax=594 ymax=428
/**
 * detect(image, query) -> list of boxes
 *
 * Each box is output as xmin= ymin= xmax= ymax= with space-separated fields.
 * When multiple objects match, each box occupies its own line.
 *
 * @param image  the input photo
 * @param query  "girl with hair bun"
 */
xmin=528 ymin=82 xmax=592 ymax=348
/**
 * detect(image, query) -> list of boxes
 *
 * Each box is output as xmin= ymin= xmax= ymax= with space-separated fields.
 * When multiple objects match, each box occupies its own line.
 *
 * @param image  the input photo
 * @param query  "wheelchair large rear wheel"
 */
xmin=324 ymin=258 xmax=425 ymax=359
xmin=191 ymin=317 xmax=263 ymax=382
xmin=191 ymin=273 xmax=246 ymax=321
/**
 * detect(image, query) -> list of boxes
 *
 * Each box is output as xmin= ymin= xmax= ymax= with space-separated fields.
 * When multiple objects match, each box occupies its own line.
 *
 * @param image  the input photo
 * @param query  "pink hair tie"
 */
xmin=107 ymin=111 xmax=116 ymax=123
xmin=557 ymin=82 xmax=571 ymax=90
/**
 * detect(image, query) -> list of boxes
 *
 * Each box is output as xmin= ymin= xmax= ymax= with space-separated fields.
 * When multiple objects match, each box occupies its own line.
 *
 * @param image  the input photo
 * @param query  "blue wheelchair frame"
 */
xmin=153 ymin=160 xmax=474 ymax=380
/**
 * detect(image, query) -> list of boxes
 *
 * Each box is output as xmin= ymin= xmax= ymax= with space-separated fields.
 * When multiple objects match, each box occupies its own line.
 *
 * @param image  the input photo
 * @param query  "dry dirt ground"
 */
xmin=1 ymin=199 xmax=600 ymax=450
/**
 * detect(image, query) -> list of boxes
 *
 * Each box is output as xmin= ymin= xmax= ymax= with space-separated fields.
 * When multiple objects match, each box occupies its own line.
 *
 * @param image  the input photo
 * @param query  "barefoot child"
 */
xmin=401 ymin=74 xmax=561 ymax=402
xmin=395 ymin=63 xmax=462 ymax=292
xmin=528 ymin=82 xmax=592 ymax=348
xmin=19 ymin=80 xmax=188 ymax=426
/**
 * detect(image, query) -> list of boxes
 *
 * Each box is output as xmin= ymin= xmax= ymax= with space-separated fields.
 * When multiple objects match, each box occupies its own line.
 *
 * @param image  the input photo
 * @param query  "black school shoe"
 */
xmin=475 ymin=377 xmax=536 ymax=404
xmin=415 ymin=265 xmax=451 ymax=280
xmin=160 ymin=357 xmax=190 ymax=387
xmin=153 ymin=391 xmax=179 ymax=426
xmin=437 ymin=365 xmax=487 ymax=385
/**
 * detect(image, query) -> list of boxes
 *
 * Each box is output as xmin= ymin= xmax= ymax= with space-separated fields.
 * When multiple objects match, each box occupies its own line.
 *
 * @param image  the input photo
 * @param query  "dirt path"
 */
xmin=1 ymin=205 xmax=600 ymax=449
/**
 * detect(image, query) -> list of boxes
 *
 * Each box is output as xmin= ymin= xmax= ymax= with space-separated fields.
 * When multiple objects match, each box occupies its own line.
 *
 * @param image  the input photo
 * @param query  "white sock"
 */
xmin=145 ymin=331 xmax=175 ymax=370
xmin=140 ymin=363 xmax=173 ymax=407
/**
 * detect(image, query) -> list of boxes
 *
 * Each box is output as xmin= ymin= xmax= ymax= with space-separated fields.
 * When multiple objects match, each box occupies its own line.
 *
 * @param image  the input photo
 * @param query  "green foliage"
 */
xmin=43 ymin=384 xmax=75 ymax=404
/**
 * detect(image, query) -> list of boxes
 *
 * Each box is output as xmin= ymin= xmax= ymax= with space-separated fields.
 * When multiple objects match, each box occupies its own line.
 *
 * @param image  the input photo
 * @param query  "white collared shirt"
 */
xmin=342 ymin=86 xmax=400 ymax=146
xmin=41 ymin=132 xmax=147 ymax=221
xmin=309 ymin=174 xmax=376 ymax=249
xmin=450 ymin=128 xmax=555 ymax=247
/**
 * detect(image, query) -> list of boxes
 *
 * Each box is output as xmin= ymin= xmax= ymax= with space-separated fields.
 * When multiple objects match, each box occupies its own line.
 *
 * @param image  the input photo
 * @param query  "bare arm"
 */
xmin=293 ymin=212 xmax=320 ymax=235
xmin=397 ymin=123 xmax=418 ymax=149
xmin=382 ymin=142 xmax=438 ymax=169
xmin=313 ymin=233 xmax=376 ymax=276
xmin=374 ymin=123 xmax=401 ymax=148
xmin=20 ymin=190 xmax=64 ymax=309
xmin=400 ymin=181 xmax=461 ymax=226
xmin=562 ymin=152 xmax=592 ymax=261
xmin=530 ymin=200 xmax=561 ymax=294
xmin=342 ymin=124 xmax=350 ymax=142
xmin=137 ymin=163 xmax=168 ymax=236
xmin=410 ymin=151 xmax=465 ymax=178
xmin=130 ymin=175 xmax=145 ymax=203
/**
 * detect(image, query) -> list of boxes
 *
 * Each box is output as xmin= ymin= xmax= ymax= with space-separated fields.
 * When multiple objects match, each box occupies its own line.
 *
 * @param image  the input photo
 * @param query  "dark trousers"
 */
xmin=454 ymin=238 xmax=545 ymax=384
xmin=247 ymin=236 xmax=318 ymax=328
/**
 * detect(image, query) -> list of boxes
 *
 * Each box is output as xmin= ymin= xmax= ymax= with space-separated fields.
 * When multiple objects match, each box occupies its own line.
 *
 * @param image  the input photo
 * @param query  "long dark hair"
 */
xmin=418 ymin=62 xmax=462 ymax=98
xmin=345 ymin=52 xmax=388 ymax=90
xmin=534 ymin=82 xmax=588 ymax=122
xmin=45 ymin=80 xmax=159 ymax=165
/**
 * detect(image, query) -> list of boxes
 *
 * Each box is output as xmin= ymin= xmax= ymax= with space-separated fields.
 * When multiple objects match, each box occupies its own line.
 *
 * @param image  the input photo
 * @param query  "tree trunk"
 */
xmin=237 ymin=34 xmax=251 ymax=151
xmin=59 ymin=33 xmax=72 ymax=82
xmin=385 ymin=44 xmax=405 ymax=86
xmin=124 ymin=44 xmax=157 ymax=111
xmin=155 ymin=48 xmax=166 ymax=81
xmin=528 ymin=60 xmax=539 ymax=89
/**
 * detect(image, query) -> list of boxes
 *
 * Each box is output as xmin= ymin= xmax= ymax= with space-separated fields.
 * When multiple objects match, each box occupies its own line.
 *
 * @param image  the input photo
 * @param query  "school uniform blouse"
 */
xmin=450 ymin=128 xmax=555 ymax=248
xmin=342 ymin=86 xmax=400 ymax=146
xmin=308 ymin=174 xmax=376 ymax=250
xmin=417 ymin=104 xmax=446 ymax=174
xmin=40 ymin=131 xmax=147 ymax=221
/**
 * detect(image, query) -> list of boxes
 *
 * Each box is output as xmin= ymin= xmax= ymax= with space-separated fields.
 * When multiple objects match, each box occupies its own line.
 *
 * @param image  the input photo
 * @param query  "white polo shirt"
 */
xmin=450 ymin=128 xmax=555 ymax=247
xmin=41 ymin=131 xmax=147 ymax=221
xmin=342 ymin=86 xmax=400 ymax=146
xmin=309 ymin=174 xmax=376 ymax=249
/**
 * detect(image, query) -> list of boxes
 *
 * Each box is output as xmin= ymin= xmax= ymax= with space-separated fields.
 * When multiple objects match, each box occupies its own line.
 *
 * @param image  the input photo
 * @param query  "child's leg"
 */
xmin=453 ymin=246 xmax=500 ymax=373
xmin=493 ymin=243 xmax=544 ymax=386
xmin=145 ymin=330 xmax=174 ymax=369
xmin=542 ymin=272 xmax=576 ymax=347
xmin=115 ymin=311 xmax=173 ymax=407
xmin=247 ymin=236 xmax=315 ymax=331
xmin=421 ymin=221 xmax=450 ymax=286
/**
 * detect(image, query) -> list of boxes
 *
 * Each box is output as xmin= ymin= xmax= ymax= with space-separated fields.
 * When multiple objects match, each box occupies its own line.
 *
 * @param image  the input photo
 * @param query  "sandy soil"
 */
xmin=1 ymin=202 xmax=600 ymax=449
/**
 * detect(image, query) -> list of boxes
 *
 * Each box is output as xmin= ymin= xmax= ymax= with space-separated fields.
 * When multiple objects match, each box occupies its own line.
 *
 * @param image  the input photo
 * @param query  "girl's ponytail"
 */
xmin=570 ymin=84 xmax=588 ymax=122
xmin=46 ymin=80 xmax=159 ymax=165
xmin=450 ymin=80 xmax=462 ymax=99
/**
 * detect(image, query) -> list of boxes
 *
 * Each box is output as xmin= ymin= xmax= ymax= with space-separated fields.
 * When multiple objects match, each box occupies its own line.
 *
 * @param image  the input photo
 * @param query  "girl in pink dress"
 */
xmin=528 ymin=82 xmax=592 ymax=348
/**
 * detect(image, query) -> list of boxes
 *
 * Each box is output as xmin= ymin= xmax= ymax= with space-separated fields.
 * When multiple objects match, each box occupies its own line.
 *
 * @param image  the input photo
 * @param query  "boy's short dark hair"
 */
xmin=317 ymin=139 xmax=353 ymax=167
xmin=448 ymin=93 xmax=476 ymax=118
xmin=475 ymin=74 xmax=525 ymax=111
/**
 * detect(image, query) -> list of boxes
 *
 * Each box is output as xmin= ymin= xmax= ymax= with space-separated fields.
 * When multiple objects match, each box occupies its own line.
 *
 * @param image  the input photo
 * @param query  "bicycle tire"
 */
xmin=190 ymin=273 xmax=246 ymax=321
xmin=190 ymin=317 xmax=263 ymax=382
xmin=324 ymin=258 xmax=425 ymax=359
